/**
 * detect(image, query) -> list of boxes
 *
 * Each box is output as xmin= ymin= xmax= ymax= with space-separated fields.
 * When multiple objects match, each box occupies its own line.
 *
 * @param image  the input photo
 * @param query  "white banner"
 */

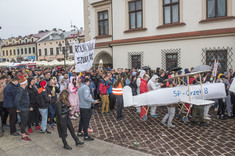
xmin=123 ymin=83 xmax=226 ymax=107
xmin=74 ymin=39 xmax=95 ymax=72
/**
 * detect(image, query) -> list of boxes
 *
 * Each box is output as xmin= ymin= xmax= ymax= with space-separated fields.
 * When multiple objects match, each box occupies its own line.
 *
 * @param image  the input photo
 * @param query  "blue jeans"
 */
xmin=39 ymin=108 xmax=48 ymax=132
xmin=48 ymin=105 xmax=56 ymax=125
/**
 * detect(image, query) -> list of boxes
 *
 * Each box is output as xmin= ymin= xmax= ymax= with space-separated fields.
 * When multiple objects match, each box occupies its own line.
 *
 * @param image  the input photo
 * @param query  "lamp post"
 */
xmin=71 ymin=25 xmax=81 ymax=43
xmin=58 ymin=41 xmax=70 ymax=70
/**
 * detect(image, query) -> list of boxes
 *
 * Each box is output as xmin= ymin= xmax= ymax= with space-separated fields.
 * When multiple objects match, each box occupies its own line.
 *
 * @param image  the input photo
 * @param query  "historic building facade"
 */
xmin=37 ymin=29 xmax=85 ymax=61
xmin=84 ymin=0 xmax=235 ymax=72
xmin=1 ymin=31 xmax=50 ymax=62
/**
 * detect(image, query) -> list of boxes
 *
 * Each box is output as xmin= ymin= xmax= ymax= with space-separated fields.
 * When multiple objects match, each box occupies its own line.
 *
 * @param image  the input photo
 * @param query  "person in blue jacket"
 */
xmin=3 ymin=77 xmax=19 ymax=136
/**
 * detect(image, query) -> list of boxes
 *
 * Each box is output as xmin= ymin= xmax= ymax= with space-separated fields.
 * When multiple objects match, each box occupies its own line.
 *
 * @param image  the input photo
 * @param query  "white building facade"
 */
xmin=84 ymin=0 xmax=235 ymax=72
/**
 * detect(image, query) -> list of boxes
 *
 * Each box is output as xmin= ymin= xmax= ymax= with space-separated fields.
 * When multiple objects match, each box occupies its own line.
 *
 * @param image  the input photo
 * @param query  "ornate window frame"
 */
xmin=128 ymin=51 xmax=144 ymax=69
xmin=161 ymin=48 xmax=181 ymax=71
xmin=201 ymin=47 xmax=233 ymax=70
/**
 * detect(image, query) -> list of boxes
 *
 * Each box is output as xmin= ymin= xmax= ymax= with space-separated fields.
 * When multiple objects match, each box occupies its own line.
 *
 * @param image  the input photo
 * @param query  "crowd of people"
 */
xmin=0 ymin=65 xmax=234 ymax=150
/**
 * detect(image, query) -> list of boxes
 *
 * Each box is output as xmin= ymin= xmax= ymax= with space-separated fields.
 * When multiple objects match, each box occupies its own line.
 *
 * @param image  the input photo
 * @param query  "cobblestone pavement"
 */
xmin=83 ymin=106 xmax=235 ymax=156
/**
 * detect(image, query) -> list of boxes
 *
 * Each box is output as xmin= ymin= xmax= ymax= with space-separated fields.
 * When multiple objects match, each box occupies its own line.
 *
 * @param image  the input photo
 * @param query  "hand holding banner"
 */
xmin=73 ymin=39 xmax=95 ymax=72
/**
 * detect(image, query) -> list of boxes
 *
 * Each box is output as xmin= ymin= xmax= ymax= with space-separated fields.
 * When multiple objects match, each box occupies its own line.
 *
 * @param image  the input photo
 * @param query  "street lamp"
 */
xmin=71 ymin=25 xmax=80 ymax=43
xmin=58 ymin=41 xmax=70 ymax=69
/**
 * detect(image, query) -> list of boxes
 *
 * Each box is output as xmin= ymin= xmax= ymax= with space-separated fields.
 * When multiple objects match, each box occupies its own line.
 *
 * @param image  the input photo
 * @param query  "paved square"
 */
xmin=86 ymin=106 xmax=235 ymax=156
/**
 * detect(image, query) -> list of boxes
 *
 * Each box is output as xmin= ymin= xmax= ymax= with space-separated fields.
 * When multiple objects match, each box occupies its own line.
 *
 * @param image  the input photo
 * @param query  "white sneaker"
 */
xmin=70 ymin=116 xmax=77 ymax=120
xmin=167 ymin=124 xmax=175 ymax=128
xmin=74 ymin=113 xmax=79 ymax=117
xmin=204 ymin=116 xmax=211 ymax=120
xmin=161 ymin=121 xmax=166 ymax=126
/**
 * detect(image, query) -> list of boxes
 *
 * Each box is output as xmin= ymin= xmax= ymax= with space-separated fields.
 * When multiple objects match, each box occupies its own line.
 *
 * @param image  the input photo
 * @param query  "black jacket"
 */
xmin=45 ymin=85 xmax=60 ymax=105
xmin=26 ymin=78 xmax=39 ymax=107
xmin=130 ymin=81 xmax=137 ymax=96
xmin=38 ymin=90 xmax=50 ymax=109
xmin=14 ymin=87 xmax=30 ymax=111
xmin=56 ymin=100 xmax=72 ymax=138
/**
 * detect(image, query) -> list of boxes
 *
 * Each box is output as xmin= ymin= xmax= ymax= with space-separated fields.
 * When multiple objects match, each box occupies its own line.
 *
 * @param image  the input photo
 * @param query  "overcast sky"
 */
xmin=0 ymin=0 xmax=84 ymax=39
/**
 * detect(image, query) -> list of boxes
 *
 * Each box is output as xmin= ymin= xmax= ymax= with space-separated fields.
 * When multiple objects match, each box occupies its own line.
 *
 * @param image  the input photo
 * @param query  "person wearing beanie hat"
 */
xmin=14 ymin=77 xmax=31 ymax=141
xmin=38 ymin=80 xmax=51 ymax=134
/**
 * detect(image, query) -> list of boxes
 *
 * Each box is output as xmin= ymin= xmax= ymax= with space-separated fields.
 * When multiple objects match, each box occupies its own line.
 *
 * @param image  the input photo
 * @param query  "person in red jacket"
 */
xmin=99 ymin=75 xmax=110 ymax=115
xmin=140 ymin=74 xmax=149 ymax=120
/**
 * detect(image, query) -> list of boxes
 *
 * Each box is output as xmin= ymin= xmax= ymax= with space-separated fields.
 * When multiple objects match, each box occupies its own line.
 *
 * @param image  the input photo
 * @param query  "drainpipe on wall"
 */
xmin=110 ymin=0 xmax=114 ymax=68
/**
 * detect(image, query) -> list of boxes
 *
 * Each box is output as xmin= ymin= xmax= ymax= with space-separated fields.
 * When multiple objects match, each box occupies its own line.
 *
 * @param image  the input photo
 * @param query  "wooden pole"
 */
xmin=199 ymin=73 xmax=204 ymax=100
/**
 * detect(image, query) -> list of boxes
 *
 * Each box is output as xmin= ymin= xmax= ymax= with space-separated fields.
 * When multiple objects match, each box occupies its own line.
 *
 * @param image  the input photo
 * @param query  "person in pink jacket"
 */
xmin=68 ymin=76 xmax=80 ymax=119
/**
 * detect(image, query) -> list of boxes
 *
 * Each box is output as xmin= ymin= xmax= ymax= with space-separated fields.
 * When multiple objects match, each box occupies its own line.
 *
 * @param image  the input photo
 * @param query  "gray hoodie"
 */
xmin=78 ymin=84 xmax=95 ymax=109
xmin=147 ymin=75 xmax=160 ymax=91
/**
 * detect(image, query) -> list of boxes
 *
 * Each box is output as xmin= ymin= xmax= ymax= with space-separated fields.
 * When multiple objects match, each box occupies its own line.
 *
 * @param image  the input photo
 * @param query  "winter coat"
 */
xmin=140 ymin=78 xmax=148 ymax=94
xmin=14 ymin=87 xmax=30 ymax=111
xmin=147 ymin=75 xmax=160 ymax=91
xmin=78 ymin=84 xmax=95 ymax=109
xmin=0 ymin=84 xmax=5 ymax=102
xmin=56 ymin=100 xmax=72 ymax=138
xmin=89 ymin=80 xmax=96 ymax=98
xmin=38 ymin=89 xmax=50 ymax=109
xmin=99 ymin=80 xmax=110 ymax=95
xmin=130 ymin=81 xmax=137 ymax=96
xmin=46 ymin=85 xmax=60 ymax=105
xmin=26 ymin=78 xmax=39 ymax=107
xmin=137 ymin=70 xmax=146 ymax=94
xmin=68 ymin=77 xmax=79 ymax=107
xmin=3 ymin=82 xmax=18 ymax=108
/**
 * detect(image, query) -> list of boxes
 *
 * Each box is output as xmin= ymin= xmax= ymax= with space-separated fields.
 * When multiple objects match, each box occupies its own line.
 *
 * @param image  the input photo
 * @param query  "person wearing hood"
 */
xmin=147 ymin=75 xmax=160 ymax=118
xmin=26 ymin=77 xmax=40 ymax=133
xmin=46 ymin=78 xmax=60 ymax=130
xmin=140 ymin=74 xmax=149 ymax=120
xmin=38 ymin=80 xmax=51 ymax=134
xmin=136 ymin=70 xmax=146 ymax=113
xmin=68 ymin=76 xmax=79 ymax=120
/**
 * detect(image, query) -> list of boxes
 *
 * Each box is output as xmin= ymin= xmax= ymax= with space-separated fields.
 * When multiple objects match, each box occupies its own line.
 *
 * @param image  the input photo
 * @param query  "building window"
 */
xmin=206 ymin=50 xmax=227 ymax=73
xmin=44 ymin=48 xmax=47 ymax=56
xmin=6 ymin=50 xmax=8 ymax=56
xmin=25 ymin=39 xmax=27 ymax=43
xmin=98 ymin=10 xmax=109 ymax=36
xmin=56 ymin=47 xmax=60 ymax=55
xmin=131 ymin=55 xmax=141 ymax=69
xmin=29 ymin=48 xmax=31 ymax=54
xmin=21 ymin=48 xmax=23 ymax=55
xmin=129 ymin=0 xmax=143 ymax=29
xmin=19 ymin=40 xmax=21 ymax=44
xmin=207 ymin=0 xmax=227 ymax=19
xmin=17 ymin=49 xmax=20 ymax=55
xmin=25 ymin=48 xmax=27 ymax=54
xmin=163 ymin=0 xmax=179 ymax=24
xmin=2 ymin=50 xmax=4 ymax=56
xmin=10 ymin=50 xmax=12 ymax=56
xmin=39 ymin=49 xmax=42 ymax=56
xmin=69 ymin=46 xmax=73 ymax=53
xmin=31 ymin=38 xmax=34 ymax=42
xmin=33 ymin=47 xmax=35 ymax=54
xmin=166 ymin=53 xmax=178 ymax=71
xmin=50 ymin=48 xmax=53 ymax=55
xmin=13 ymin=49 xmax=16 ymax=55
